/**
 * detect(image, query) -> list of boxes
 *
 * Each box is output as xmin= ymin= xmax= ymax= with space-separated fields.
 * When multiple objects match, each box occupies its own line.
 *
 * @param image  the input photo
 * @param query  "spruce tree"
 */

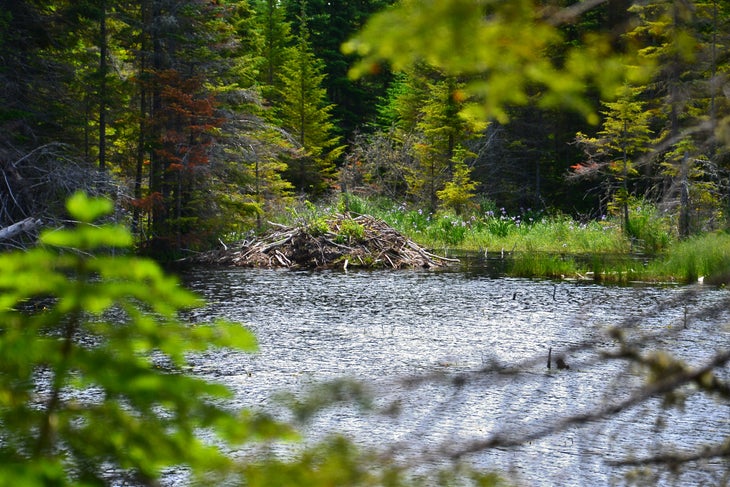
xmin=436 ymin=146 xmax=478 ymax=215
xmin=625 ymin=0 xmax=730 ymax=235
xmin=573 ymin=86 xmax=653 ymax=234
xmin=275 ymin=12 xmax=342 ymax=195
xmin=281 ymin=0 xmax=394 ymax=137
xmin=252 ymin=0 xmax=294 ymax=108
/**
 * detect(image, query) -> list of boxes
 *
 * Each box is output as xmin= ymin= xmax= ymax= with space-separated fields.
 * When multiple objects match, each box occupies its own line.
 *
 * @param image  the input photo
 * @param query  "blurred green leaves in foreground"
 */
xmin=344 ymin=0 xmax=655 ymax=125
xmin=0 ymin=192 xmax=285 ymax=485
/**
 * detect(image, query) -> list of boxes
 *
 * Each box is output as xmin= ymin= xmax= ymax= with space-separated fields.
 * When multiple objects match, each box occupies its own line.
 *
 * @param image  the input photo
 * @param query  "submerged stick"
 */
xmin=548 ymin=347 xmax=552 ymax=369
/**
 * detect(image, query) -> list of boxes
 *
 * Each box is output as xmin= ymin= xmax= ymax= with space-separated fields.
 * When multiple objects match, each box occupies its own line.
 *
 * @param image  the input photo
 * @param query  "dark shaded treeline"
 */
xmin=1 ymin=0 xmax=729 ymax=256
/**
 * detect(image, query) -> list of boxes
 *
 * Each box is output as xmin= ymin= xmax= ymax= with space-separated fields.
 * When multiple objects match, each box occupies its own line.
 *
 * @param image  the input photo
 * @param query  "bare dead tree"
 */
xmin=0 ymin=142 xmax=118 ymax=249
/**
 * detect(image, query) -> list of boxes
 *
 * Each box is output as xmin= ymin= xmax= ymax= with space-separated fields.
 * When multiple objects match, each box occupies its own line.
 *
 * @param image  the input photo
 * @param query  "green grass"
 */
xmin=467 ymin=216 xmax=629 ymax=254
xmin=507 ymin=233 xmax=730 ymax=284
xmin=508 ymin=252 xmax=579 ymax=278
xmin=276 ymin=195 xmax=730 ymax=283
xmin=645 ymin=232 xmax=730 ymax=284
xmin=335 ymin=194 xmax=633 ymax=254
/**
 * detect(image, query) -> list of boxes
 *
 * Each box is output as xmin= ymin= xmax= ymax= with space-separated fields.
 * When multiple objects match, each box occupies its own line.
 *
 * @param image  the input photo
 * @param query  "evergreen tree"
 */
xmin=213 ymin=117 xmax=295 ymax=232
xmin=572 ymin=87 xmax=653 ymax=233
xmin=138 ymin=0 xmax=223 ymax=252
xmin=275 ymin=14 xmax=342 ymax=195
xmin=625 ymin=0 xmax=730 ymax=235
xmin=252 ymin=0 xmax=294 ymax=108
xmin=282 ymin=0 xmax=395 ymax=137
xmin=130 ymin=0 xmax=275 ymax=253
xmin=387 ymin=68 xmax=485 ymax=211
xmin=436 ymin=146 xmax=478 ymax=215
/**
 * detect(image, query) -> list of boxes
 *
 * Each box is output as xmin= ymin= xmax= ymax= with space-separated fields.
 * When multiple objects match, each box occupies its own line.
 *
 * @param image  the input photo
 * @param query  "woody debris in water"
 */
xmin=192 ymin=214 xmax=458 ymax=270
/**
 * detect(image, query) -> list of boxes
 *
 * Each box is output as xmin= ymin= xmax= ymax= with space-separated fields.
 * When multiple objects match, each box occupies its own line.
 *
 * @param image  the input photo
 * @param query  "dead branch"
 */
xmin=0 ymin=217 xmax=42 ymax=242
xmin=444 ymin=350 xmax=730 ymax=460
xmin=1 ymin=142 xmax=119 ymax=246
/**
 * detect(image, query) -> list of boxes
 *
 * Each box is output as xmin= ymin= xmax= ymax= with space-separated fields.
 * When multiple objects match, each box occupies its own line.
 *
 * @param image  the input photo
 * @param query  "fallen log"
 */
xmin=0 ymin=217 xmax=42 ymax=242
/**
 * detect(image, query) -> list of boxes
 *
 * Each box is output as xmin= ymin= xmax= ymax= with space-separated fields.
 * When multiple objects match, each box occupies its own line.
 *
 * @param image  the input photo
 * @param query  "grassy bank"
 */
xmin=645 ymin=233 xmax=730 ymax=284
xmin=338 ymin=194 xmax=639 ymax=254
xmin=276 ymin=195 xmax=730 ymax=284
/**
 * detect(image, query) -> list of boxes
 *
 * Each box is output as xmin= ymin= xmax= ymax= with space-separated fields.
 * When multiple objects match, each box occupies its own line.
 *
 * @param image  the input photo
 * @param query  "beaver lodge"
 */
xmin=193 ymin=214 xmax=458 ymax=270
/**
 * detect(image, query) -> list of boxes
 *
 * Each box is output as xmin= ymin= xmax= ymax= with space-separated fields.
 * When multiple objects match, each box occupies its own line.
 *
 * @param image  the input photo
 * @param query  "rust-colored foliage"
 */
xmin=152 ymin=69 xmax=224 ymax=174
xmin=131 ymin=192 xmax=164 ymax=213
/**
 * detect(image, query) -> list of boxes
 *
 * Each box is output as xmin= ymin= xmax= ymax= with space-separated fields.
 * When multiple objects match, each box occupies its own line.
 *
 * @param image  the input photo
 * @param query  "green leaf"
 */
xmin=40 ymin=225 xmax=133 ymax=250
xmin=0 ymin=193 xmax=291 ymax=483
xmin=65 ymin=191 xmax=114 ymax=223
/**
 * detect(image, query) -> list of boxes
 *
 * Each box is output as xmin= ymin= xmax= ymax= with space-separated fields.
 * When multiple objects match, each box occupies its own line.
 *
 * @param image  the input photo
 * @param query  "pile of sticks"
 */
xmin=194 ymin=214 xmax=458 ymax=270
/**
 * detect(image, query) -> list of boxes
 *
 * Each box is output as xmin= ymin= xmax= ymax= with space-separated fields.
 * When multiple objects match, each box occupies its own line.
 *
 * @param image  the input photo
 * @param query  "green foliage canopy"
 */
xmin=0 ymin=192 xmax=291 ymax=485
xmin=344 ymin=0 xmax=655 ymax=124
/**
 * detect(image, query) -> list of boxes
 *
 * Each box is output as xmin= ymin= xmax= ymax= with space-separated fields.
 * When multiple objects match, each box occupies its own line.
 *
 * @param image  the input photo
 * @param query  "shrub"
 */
xmin=0 ymin=193 xmax=289 ymax=485
xmin=335 ymin=219 xmax=365 ymax=244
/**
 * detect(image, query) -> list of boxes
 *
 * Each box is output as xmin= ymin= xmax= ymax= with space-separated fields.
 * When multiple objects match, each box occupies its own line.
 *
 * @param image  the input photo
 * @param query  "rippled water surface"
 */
xmin=181 ymin=265 xmax=730 ymax=486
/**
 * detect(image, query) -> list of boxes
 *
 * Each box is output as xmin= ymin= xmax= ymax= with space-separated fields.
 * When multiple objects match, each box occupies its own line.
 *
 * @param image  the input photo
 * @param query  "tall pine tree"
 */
xmin=573 ymin=86 xmax=653 ymax=233
xmin=275 ymin=8 xmax=342 ymax=195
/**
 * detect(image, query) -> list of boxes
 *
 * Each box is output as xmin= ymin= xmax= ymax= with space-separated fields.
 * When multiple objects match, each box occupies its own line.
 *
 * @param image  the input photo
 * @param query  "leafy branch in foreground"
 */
xmin=344 ymin=0 xmax=655 ymax=124
xmin=0 ymin=192 xmax=291 ymax=485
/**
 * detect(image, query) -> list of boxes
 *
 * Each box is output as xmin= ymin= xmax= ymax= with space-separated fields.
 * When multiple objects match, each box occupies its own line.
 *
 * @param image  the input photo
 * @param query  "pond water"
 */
xmin=180 ymin=263 xmax=730 ymax=486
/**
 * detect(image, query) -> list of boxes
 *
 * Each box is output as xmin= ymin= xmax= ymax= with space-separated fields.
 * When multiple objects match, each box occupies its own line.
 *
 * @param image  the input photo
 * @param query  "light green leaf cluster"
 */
xmin=0 ymin=192 xmax=290 ymax=485
xmin=344 ymin=0 xmax=655 ymax=124
xmin=437 ymin=147 xmax=478 ymax=215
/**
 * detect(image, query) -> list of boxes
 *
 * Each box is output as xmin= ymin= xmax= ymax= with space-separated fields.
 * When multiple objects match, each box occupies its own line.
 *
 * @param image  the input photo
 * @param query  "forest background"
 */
xmin=2 ymin=0 xmax=730 ymax=261
xmin=1 ymin=1 xmax=730 ymax=485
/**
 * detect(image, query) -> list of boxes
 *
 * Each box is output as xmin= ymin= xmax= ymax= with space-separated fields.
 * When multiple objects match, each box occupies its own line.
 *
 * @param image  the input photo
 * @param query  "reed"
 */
xmin=583 ymin=254 xmax=647 ymax=283
xmin=509 ymin=252 xmax=579 ymax=278
xmin=647 ymin=232 xmax=730 ymax=284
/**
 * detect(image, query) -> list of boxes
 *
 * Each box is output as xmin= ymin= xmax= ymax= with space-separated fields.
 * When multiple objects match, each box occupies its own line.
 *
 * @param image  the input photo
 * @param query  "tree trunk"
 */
xmin=133 ymin=0 xmax=151 ymax=235
xmin=679 ymin=153 xmax=690 ymax=238
xmin=98 ymin=0 xmax=108 ymax=171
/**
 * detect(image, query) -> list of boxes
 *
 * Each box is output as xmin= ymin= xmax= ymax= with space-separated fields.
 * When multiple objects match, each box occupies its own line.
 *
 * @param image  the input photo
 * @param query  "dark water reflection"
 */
xmin=180 ymin=264 xmax=730 ymax=486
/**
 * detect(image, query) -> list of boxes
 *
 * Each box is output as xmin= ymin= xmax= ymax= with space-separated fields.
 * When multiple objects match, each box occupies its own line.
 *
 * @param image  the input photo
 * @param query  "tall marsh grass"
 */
xmin=647 ymin=233 xmax=730 ymax=283
xmin=626 ymin=203 xmax=672 ymax=253
xmin=508 ymin=252 xmax=579 ymax=278
xmin=342 ymin=193 xmax=633 ymax=255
